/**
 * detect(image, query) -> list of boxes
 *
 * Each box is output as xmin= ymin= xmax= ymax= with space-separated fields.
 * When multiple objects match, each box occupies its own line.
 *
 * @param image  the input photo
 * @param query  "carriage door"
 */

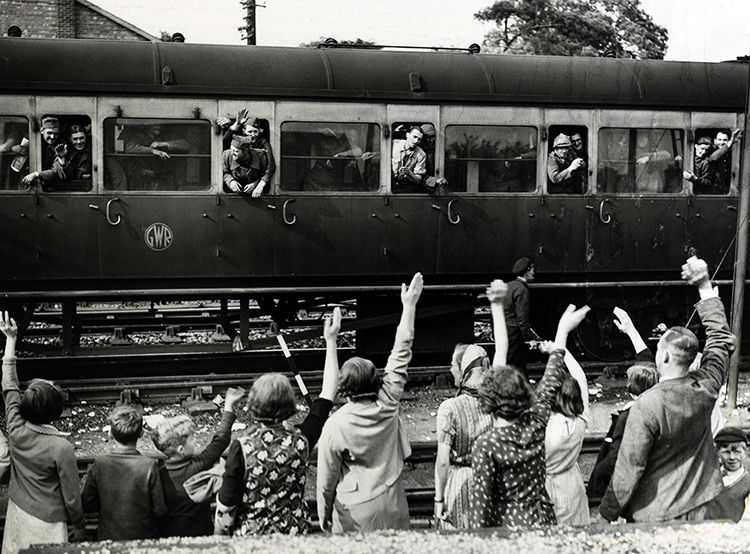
xmin=34 ymin=96 xmax=99 ymax=280
xmin=385 ymin=104 xmax=440 ymax=276
xmin=0 ymin=99 xmax=39 ymax=282
xmin=97 ymin=98 xmax=220 ymax=281
xmin=274 ymin=102 xmax=387 ymax=279
xmin=436 ymin=106 xmax=543 ymax=276
xmin=686 ymin=113 xmax=742 ymax=275
xmin=539 ymin=109 xmax=593 ymax=276
xmin=589 ymin=110 xmax=689 ymax=276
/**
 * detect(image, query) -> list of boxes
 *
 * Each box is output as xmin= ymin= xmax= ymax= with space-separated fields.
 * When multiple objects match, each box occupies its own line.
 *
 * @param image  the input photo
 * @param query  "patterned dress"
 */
xmin=234 ymin=423 xmax=310 ymax=536
xmin=470 ymin=350 xmax=566 ymax=528
xmin=436 ymin=394 xmax=491 ymax=529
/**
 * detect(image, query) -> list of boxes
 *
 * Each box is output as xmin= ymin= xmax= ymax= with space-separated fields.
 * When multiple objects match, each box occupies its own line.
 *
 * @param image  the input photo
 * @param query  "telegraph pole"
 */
xmin=240 ymin=0 xmax=265 ymax=45
xmin=727 ymin=59 xmax=750 ymax=411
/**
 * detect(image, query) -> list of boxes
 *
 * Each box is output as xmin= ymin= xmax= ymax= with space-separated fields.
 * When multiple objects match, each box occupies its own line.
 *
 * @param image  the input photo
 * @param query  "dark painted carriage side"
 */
xmin=0 ymin=38 xmax=746 ymax=359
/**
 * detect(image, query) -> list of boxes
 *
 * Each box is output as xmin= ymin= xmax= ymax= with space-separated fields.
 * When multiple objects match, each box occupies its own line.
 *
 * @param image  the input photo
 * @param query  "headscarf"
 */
xmin=457 ymin=344 xmax=488 ymax=398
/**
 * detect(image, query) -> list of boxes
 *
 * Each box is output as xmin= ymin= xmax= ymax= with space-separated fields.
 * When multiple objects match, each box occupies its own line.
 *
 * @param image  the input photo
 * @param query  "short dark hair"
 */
xmin=478 ymin=366 xmax=533 ymax=420
xmin=109 ymin=404 xmax=143 ymax=443
xmin=248 ymin=373 xmax=297 ymax=422
xmin=19 ymin=379 xmax=65 ymax=424
xmin=661 ymin=326 xmax=699 ymax=368
xmin=626 ymin=362 xmax=659 ymax=396
xmin=339 ymin=356 xmax=382 ymax=398
xmin=716 ymin=130 xmax=730 ymax=140
xmin=554 ymin=375 xmax=584 ymax=417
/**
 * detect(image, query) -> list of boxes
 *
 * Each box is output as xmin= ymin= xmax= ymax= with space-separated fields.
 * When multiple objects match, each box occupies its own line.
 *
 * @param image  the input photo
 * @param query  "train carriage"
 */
xmin=0 ymin=37 xmax=747 ymax=359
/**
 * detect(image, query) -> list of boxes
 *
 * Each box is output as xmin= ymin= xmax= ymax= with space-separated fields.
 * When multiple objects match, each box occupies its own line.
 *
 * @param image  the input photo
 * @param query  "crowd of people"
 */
xmin=0 ymin=254 xmax=745 ymax=551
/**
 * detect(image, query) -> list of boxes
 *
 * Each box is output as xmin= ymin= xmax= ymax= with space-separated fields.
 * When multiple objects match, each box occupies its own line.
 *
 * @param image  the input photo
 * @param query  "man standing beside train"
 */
xmin=504 ymin=257 xmax=542 ymax=373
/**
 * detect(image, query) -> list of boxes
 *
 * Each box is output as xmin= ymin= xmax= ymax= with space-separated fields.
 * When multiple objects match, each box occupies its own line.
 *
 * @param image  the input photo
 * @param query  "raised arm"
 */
xmin=379 ymin=273 xmax=423 ymax=404
xmin=296 ymin=308 xmax=341 ymax=448
xmin=533 ymin=305 xmax=590 ymax=416
xmin=487 ymin=280 xmax=508 ymax=368
xmin=682 ymin=257 xmax=733 ymax=393
xmin=192 ymin=387 xmax=243 ymax=470
xmin=613 ymin=307 xmax=649 ymax=356
xmin=0 ymin=312 xmax=25 ymax=435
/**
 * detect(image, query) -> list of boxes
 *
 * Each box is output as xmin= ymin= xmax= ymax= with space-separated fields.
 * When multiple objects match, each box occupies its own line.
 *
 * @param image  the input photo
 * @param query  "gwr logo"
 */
xmin=144 ymin=223 xmax=174 ymax=251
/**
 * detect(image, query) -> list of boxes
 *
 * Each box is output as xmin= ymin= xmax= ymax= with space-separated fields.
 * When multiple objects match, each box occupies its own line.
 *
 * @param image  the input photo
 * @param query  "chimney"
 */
xmin=57 ymin=0 xmax=76 ymax=38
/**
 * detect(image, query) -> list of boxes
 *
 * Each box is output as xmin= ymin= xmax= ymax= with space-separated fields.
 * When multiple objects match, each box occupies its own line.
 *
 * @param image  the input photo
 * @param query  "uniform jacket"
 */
xmin=503 ymin=278 xmax=539 ymax=341
xmin=599 ymin=296 xmax=734 ymax=522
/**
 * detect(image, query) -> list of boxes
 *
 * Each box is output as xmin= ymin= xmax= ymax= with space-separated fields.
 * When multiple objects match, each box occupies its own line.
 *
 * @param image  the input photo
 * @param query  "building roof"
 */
xmin=76 ymin=0 xmax=157 ymax=41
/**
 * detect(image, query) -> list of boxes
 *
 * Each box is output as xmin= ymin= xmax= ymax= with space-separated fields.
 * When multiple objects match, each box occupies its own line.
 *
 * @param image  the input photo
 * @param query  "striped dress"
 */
xmin=436 ymin=394 xmax=491 ymax=529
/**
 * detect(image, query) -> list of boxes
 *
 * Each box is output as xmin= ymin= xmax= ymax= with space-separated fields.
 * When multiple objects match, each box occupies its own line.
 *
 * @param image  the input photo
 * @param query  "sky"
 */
xmin=90 ymin=0 xmax=750 ymax=63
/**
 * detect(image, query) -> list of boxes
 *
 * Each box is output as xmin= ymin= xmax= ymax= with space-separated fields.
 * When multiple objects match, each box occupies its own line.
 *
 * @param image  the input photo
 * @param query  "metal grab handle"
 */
xmin=447 ymin=198 xmax=461 ymax=225
xmin=599 ymin=199 xmax=611 ymax=224
xmin=106 ymin=197 xmax=121 ymax=226
xmin=282 ymin=199 xmax=297 ymax=225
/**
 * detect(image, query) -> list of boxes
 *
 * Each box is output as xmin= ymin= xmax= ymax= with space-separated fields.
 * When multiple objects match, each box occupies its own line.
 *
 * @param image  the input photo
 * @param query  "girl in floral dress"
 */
xmin=215 ymin=309 xmax=342 ymax=535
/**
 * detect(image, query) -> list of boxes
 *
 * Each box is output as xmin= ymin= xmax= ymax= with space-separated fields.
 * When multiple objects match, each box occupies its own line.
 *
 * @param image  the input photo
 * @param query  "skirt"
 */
xmin=332 ymin=476 xmax=410 ymax=533
xmin=2 ymin=499 xmax=67 ymax=554
xmin=545 ymin=463 xmax=590 ymax=526
xmin=439 ymin=464 xmax=472 ymax=529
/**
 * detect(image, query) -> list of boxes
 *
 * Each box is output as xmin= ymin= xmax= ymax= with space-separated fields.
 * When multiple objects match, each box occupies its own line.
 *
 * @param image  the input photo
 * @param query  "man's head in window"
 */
xmin=571 ymin=133 xmax=584 ymax=154
xmin=230 ymin=135 xmax=252 ymax=162
xmin=714 ymin=131 xmax=730 ymax=149
xmin=695 ymin=136 xmax=712 ymax=159
xmin=41 ymin=117 xmax=60 ymax=146
xmin=70 ymin=125 xmax=87 ymax=152
xmin=146 ymin=124 xmax=163 ymax=141
xmin=551 ymin=133 xmax=572 ymax=161
xmin=405 ymin=126 xmax=424 ymax=149
xmin=420 ymin=124 xmax=436 ymax=150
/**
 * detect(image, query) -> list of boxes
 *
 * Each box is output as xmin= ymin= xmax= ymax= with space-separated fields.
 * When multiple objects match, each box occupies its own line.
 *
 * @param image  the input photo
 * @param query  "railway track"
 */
xmin=26 ymin=355 xmax=614 ymax=402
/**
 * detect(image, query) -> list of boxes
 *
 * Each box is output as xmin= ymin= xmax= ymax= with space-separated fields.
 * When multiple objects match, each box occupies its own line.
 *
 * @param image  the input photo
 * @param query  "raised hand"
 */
xmin=401 ymin=272 xmax=424 ymax=308
xmin=224 ymin=386 xmax=246 ymax=410
xmin=0 ymin=311 xmax=17 ymax=340
xmin=612 ymin=307 xmax=636 ymax=335
xmin=486 ymin=279 xmax=508 ymax=305
xmin=216 ymin=115 xmax=231 ymax=128
xmin=323 ymin=307 xmax=342 ymax=341
xmin=236 ymin=108 xmax=249 ymax=127
xmin=681 ymin=256 xmax=709 ymax=287
xmin=557 ymin=304 xmax=590 ymax=335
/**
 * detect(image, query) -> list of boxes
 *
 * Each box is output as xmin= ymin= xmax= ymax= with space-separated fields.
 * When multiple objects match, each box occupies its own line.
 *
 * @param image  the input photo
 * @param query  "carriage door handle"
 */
xmin=599 ymin=199 xmax=612 ymax=224
xmin=282 ymin=199 xmax=297 ymax=225
xmin=105 ymin=197 xmax=122 ymax=226
xmin=447 ymin=198 xmax=461 ymax=225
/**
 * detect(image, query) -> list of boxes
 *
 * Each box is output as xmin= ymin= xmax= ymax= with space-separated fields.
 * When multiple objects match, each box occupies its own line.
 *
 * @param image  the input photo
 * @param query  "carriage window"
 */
xmin=280 ymin=122 xmax=380 ymax=192
xmin=391 ymin=122 xmax=437 ymax=194
xmin=0 ymin=116 xmax=29 ymax=191
xmin=691 ymin=128 xmax=734 ymax=195
xmin=104 ymin=118 xmax=211 ymax=191
xmin=547 ymin=125 xmax=587 ymax=194
xmin=597 ymin=128 xmax=684 ymax=194
xmin=36 ymin=114 xmax=92 ymax=192
xmin=444 ymin=125 xmax=537 ymax=193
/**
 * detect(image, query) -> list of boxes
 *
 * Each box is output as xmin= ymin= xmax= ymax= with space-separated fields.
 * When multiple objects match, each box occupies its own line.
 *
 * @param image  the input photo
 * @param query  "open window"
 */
xmin=0 ymin=116 xmax=29 ymax=190
xmin=104 ymin=118 xmax=211 ymax=191
xmin=547 ymin=125 xmax=588 ymax=194
xmin=280 ymin=122 xmax=380 ymax=192
xmin=36 ymin=114 xmax=92 ymax=192
xmin=597 ymin=128 xmax=684 ymax=194
xmin=391 ymin=122 xmax=436 ymax=194
xmin=691 ymin=128 xmax=733 ymax=195
xmin=444 ymin=125 xmax=537 ymax=193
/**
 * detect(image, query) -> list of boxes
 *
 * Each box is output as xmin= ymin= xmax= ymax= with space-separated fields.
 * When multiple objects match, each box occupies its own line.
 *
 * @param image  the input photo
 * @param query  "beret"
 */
xmin=715 ymin=426 xmax=748 ymax=445
xmin=512 ymin=257 xmax=532 ymax=275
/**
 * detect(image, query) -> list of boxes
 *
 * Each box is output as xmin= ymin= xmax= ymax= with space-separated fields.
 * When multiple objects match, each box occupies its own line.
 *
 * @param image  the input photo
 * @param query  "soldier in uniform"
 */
xmin=503 ymin=257 xmax=541 ymax=372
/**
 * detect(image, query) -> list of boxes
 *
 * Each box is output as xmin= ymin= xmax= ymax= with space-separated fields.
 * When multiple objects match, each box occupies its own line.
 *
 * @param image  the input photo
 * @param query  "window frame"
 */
xmin=0 ymin=114 xmax=32 ymax=193
xmin=443 ymin=123 xmax=540 ymax=194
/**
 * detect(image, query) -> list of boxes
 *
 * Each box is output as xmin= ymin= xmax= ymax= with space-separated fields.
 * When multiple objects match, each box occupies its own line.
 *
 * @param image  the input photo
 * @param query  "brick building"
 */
xmin=2 ymin=0 xmax=156 ymax=41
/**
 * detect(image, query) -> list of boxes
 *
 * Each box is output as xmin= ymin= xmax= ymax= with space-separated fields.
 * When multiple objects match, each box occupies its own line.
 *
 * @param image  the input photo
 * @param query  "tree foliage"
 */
xmin=475 ymin=0 xmax=668 ymax=59
xmin=300 ymin=37 xmax=377 ymax=48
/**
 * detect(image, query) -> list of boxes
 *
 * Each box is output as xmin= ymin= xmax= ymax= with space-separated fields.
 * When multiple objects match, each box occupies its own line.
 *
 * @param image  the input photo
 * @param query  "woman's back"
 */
xmin=545 ymin=412 xmax=587 ymax=474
